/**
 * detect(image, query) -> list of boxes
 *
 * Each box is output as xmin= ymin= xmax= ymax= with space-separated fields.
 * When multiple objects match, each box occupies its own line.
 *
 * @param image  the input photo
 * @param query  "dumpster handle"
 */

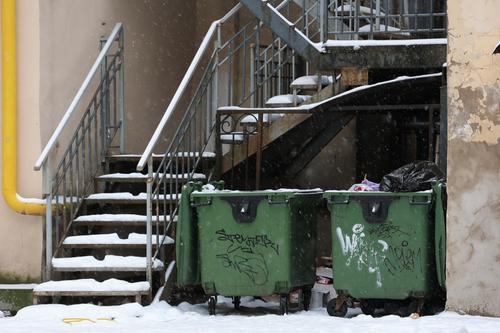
xmin=408 ymin=197 xmax=432 ymax=205
xmin=267 ymin=197 xmax=289 ymax=205
xmin=327 ymin=197 xmax=350 ymax=205
xmin=191 ymin=198 xmax=212 ymax=207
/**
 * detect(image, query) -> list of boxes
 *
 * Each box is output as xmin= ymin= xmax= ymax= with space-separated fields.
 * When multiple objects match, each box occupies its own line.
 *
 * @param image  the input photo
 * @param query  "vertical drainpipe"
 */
xmin=2 ymin=0 xmax=45 ymax=215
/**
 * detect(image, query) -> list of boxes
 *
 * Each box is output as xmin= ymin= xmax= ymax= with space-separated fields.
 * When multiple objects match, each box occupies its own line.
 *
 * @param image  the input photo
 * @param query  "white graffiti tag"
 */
xmin=336 ymin=224 xmax=388 ymax=288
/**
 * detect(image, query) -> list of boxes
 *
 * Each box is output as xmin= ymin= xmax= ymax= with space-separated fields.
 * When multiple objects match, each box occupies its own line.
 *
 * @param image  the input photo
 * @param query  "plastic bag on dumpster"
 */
xmin=348 ymin=179 xmax=380 ymax=192
xmin=380 ymin=161 xmax=445 ymax=192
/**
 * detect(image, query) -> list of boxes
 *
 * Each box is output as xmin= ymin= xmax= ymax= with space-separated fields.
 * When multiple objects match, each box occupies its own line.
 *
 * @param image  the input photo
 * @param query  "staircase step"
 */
xmin=290 ymin=75 xmax=333 ymax=90
xmin=74 ymin=214 xmax=177 ymax=226
xmin=265 ymin=94 xmax=311 ymax=107
xmin=97 ymin=172 xmax=206 ymax=183
xmin=33 ymin=279 xmax=149 ymax=303
xmin=85 ymin=192 xmax=180 ymax=205
xmin=107 ymin=152 xmax=216 ymax=162
xmin=62 ymin=233 xmax=174 ymax=249
xmin=52 ymin=255 xmax=164 ymax=272
xmin=220 ymin=133 xmax=246 ymax=144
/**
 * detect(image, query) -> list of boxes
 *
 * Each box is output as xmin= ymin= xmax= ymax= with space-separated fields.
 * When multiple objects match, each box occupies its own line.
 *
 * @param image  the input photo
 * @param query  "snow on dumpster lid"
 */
xmin=193 ymin=188 xmax=323 ymax=196
xmin=324 ymin=189 xmax=433 ymax=195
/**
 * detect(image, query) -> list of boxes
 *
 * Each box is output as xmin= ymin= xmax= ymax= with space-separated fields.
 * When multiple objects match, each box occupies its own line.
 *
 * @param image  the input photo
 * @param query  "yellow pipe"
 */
xmin=2 ymin=0 xmax=44 ymax=215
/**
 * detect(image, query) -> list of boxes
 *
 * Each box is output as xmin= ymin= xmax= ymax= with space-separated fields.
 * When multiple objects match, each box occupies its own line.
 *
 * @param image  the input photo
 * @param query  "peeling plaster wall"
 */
xmin=446 ymin=0 xmax=500 ymax=316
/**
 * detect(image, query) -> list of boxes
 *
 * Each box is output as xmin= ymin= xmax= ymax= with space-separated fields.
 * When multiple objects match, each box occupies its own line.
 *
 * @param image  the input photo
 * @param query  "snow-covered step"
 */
xmin=85 ymin=192 xmax=180 ymax=205
xmin=220 ymin=132 xmax=249 ymax=144
xmin=73 ymin=214 xmax=178 ymax=226
xmin=33 ymin=279 xmax=150 ymax=304
xmin=290 ymin=75 xmax=333 ymax=91
xmin=51 ymin=255 xmax=164 ymax=272
xmin=97 ymin=172 xmax=206 ymax=183
xmin=264 ymin=94 xmax=311 ymax=107
xmin=107 ymin=152 xmax=216 ymax=162
xmin=62 ymin=233 xmax=174 ymax=249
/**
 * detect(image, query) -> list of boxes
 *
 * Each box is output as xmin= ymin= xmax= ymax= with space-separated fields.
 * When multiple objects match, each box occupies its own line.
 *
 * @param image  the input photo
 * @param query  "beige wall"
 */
xmin=446 ymin=0 xmax=500 ymax=316
xmin=39 ymin=0 xmax=199 ymax=153
xmin=0 ymin=0 xmax=238 ymax=280
xmin=0 ymin=0 xmax=43 ymax=282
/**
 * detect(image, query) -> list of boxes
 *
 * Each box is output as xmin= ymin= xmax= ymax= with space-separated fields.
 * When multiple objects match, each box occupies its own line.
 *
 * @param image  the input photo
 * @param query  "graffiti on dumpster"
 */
xmin=216 ymin=252 xmax=269 ymax=285
xmin=336 ymin=224 xmax=387 ymax=288
xmin=383 ymin=241 xmax=423 ymax=275
xmin=215 ymin=229 xmax=279 ymax=285
xmin=368 ymin=224 xmax=410 ymax=239
xmin=336 ymin=223 xmax=420 ymax=288
xmin=215 ymin=229 xmax=280 ymax=255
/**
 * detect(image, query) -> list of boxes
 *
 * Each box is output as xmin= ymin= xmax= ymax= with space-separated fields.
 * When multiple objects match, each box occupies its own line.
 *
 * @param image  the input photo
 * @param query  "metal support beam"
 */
xmin=239 ymin=0 xmax=322 ymax=66
xmin=284 ymin=115 xmax=354 ymax=177
xmin=320 ymin=44 xmax=447 ymax=69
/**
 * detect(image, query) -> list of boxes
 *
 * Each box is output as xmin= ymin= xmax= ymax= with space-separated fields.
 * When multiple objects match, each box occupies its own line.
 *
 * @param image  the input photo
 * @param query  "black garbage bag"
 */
xmin=380 ymin=161 xmax=445 ymax=192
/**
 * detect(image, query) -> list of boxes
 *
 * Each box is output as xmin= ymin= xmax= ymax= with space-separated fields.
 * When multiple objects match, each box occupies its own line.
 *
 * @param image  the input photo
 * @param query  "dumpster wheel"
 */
xmin=208 ymin=296 xmax=217 ymax=315
xmin=279 ymin=294 xmax=289 ymax=315
xmin=232 ymin=296 xmax=241 ymax=310
xmin=360 ymin=300 xmax=376 ymax=316
xmin=302 ymin=287 xmax=312 ymax=311
xmin=327 ymin=297 xmax=348 ymax=317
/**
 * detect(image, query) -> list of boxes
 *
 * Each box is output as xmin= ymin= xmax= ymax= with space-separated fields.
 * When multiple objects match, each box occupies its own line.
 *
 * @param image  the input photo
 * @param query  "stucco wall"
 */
xmin=39 ymin=0 xmax=199 ymax=154
xmin=0 ymin=0 xmax=43 ymax=282
xmin=446 ymin=0 xmax=500 ymax=316
xmin=0 ymin=0 xmax=238 ymax=280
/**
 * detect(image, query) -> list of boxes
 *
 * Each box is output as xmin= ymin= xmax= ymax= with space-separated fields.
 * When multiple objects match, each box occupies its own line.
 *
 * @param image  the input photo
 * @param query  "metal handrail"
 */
xmin=137 ymin=1 xmax=295 ymax=171
xmin=139 ymin=0 xmax=298 ymax=286
xmin=36 ymin=23 xmax=125 ymax=281
xmin=34 ymin=23 xmax=124 ymax=171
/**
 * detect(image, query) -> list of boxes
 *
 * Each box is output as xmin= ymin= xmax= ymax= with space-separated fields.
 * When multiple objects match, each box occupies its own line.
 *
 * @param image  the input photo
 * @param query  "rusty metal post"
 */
xmin=255 ymin=112 xmax=264 ymax=190
xmin=428 ymin=106 xmax=435 ymax=162
xmin=215 ymin=112 xmax=222 ymax=180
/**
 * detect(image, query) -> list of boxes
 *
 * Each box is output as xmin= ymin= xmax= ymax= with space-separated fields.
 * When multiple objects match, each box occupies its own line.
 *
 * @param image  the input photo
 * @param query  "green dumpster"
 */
xmin=176 ymin=182 xmax=202 ymax=287
xmin=191 ymin=189 xmax=322 ymax=314
xmin=324 ymin=184 xmax=446 ymax=316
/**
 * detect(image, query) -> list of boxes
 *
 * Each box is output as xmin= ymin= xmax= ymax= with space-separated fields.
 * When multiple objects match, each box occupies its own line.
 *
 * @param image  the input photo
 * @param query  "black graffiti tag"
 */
xmin=216 ymin=252 xmax=269 ymax=286
xmin=369 ymin=224 xmax=410 ymax=239
xmin=383 ymin=240 xmax=423 ymax=275
xmin=215 ymin=229 xmax=279 ymax=286
xmin=215 ymin=229 xmax=280 ymax=255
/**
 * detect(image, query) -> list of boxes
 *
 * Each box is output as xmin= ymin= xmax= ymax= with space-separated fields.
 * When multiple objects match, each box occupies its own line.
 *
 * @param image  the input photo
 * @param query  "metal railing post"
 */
xmin=42 ymin=161 xmax=52 ymax=281
xmin=375 ymin=0 xmax=381 ymax=31
xmin=99 ymin=38 xmax=107 ymax=161
xmin=119 ymin=28 xmax=125 ymax=154
xmin=146 ymin=156 xmax=153 ymax=288
xmin=250 ymin=43 xmax=256 ymax=108
xmin=214 ymin=24 xmax=221 ymax=114
xmin=320 ymin=0 xmax=326 ymax=43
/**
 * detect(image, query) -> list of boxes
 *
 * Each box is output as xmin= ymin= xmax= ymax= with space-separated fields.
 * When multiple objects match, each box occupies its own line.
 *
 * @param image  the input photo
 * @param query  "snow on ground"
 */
xmin=0 ymin=298 xmax=498 ymax=333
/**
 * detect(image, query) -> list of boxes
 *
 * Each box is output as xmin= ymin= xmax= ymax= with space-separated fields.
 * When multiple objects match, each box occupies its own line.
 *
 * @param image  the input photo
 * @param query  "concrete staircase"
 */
xmin=33 ymin=154 xmax=213 ymax=305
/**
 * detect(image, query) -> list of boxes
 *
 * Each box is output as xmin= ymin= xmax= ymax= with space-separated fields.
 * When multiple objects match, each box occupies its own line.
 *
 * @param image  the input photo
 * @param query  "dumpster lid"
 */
xmin=192 ymin=188 xmax=323 ymax=197
xmin=324 ymin=190 xmax=432 ymax=197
